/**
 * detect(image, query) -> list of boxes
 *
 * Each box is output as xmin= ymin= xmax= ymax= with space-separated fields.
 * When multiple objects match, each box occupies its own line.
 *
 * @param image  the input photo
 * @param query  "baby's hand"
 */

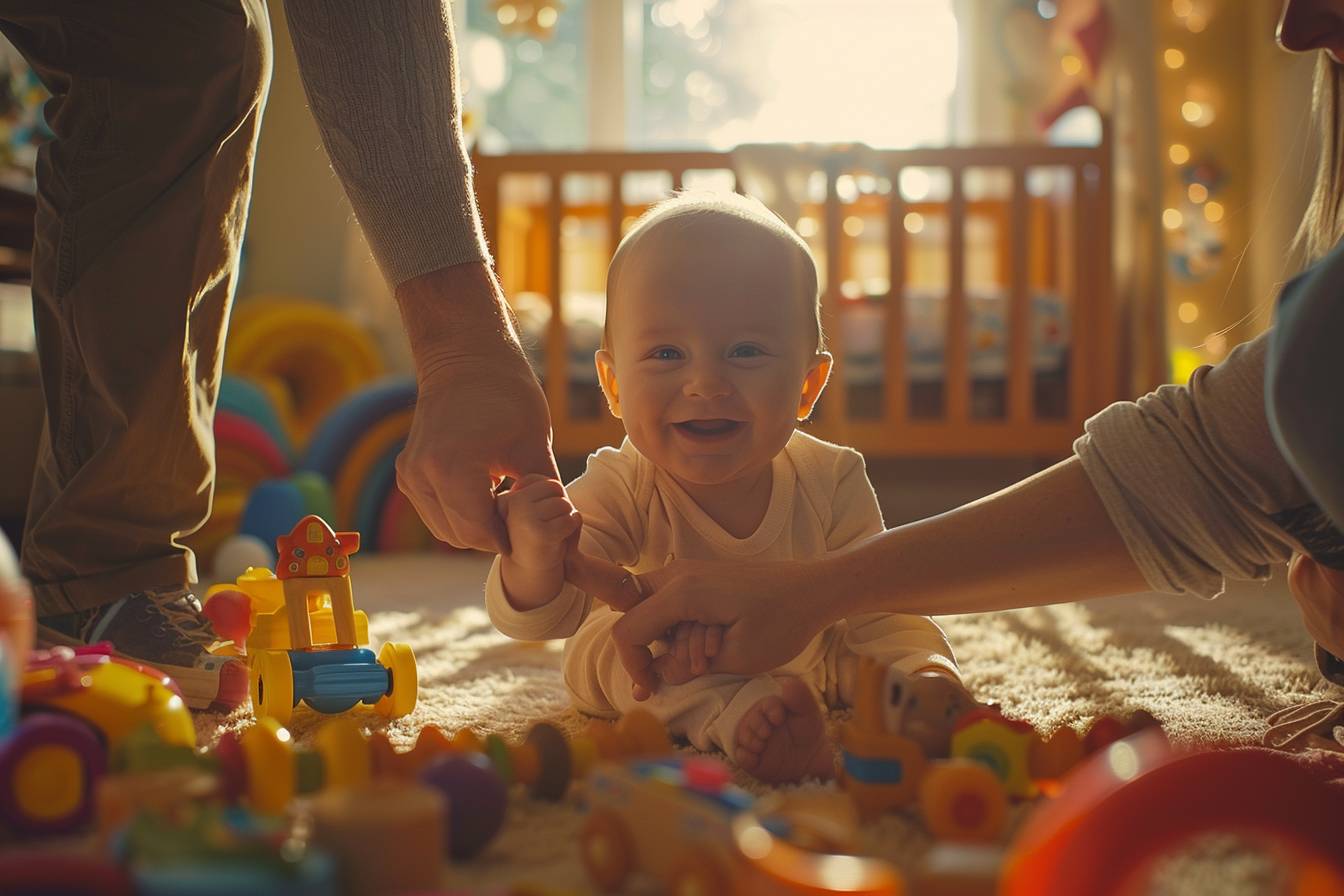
xmin=497 ymin=474 xmax=581 ymax=571
xmin=632 ymin=622 xmax=725 ymax=699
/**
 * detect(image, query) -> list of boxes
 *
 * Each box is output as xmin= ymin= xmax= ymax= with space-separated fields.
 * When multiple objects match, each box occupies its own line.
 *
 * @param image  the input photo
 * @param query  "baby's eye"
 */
xmin=730 ymin=344 xmax=766 ymax=358
xmin=649 ymin=346 xmax=683 ymax=361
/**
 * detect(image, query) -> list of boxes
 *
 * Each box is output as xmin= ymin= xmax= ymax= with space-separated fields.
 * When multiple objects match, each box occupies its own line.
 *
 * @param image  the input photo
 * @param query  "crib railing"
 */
xmin=473 ymin=135 xmax=1114 ymax=460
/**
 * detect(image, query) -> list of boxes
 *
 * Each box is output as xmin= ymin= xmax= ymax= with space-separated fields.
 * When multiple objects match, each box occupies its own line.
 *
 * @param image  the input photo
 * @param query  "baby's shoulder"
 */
xmin=786 ymin=430 xmax=867 ymax=483
xmin=570 ymin=439 xmax=655 ymax=507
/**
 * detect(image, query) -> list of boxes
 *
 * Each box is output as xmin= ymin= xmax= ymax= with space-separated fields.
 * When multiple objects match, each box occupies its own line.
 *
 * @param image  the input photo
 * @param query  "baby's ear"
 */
xmin=797 ymin=352 xmax=833 ymax=420
xmin=595 ymin=350 xmax=622 ymax=419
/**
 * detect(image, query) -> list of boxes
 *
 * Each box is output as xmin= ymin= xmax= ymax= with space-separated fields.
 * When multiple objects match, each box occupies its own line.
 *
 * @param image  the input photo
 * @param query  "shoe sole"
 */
xmin=35 ymin=623 xmax=249 ymax=712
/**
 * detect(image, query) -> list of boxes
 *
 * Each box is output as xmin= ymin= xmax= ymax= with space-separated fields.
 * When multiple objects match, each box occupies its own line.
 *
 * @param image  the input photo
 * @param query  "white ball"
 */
xmin=213 ymin=534 xmax=276 ymax=580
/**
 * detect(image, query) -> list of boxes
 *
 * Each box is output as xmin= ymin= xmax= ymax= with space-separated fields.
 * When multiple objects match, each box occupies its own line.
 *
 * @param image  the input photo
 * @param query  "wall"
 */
xmin=240 ymin=3 xmax=351 ymax=306
xmin=240 ymin=3 xmax=1320 ymax=379
xmin=239 ymin=4 xmax=414 ymax=370
xmin=1246 ymin=4 xmax=1316 ymax=318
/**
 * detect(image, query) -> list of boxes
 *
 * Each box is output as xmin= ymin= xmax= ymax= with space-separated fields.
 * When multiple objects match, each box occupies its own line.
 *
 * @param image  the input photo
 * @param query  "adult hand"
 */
xmin=606 ymin=557 xmax=836 ymax=698
xmin=1287 ymin=553 xmax=1344 ymax=660
xmin=394 ymin=261 xmax=559 ymax=553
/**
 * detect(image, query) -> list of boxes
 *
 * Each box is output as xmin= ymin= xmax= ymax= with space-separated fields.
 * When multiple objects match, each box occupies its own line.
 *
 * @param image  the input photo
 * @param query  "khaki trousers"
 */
xmin=1 ymin=0 xmax=272 ymax=613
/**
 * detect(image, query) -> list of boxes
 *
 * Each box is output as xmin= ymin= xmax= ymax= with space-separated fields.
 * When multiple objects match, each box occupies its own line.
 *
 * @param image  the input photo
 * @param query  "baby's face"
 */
xmin=599 ymin=219 xmax=829 ymax=488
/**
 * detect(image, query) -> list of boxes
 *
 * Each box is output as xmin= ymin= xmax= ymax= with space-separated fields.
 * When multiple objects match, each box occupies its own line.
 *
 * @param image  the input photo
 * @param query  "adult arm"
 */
xmin=284 ymin=0 xmax=557 ymax=552
xmin=611 ymin=456 xmax=1145 ymax=691
xmin=614 ymin=333 xmax=1341 ymax=691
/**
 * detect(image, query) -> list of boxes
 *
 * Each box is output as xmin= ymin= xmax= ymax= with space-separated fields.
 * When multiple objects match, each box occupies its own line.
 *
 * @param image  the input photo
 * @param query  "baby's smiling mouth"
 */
xmin=673 ymin=418 xmax=743 ymax=439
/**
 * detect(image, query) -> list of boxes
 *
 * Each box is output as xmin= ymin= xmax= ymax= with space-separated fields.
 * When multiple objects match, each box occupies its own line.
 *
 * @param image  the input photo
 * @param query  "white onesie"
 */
xmin=485 ymin=431 xmax=959 ymax=757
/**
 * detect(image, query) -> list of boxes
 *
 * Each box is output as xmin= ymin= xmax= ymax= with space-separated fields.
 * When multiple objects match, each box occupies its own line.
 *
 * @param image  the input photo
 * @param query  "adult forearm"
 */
xmin=813 ymin=457 xmax=1149 ymax=621
xmin=285 ymin=0 xmax=487 ymax=286
xmin=395 ymin=262 xmax=524 ymax=382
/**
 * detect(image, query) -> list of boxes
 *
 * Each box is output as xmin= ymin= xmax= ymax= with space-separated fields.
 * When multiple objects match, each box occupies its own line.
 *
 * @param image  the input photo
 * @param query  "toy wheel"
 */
xmin=525 ymin=722 xmax=572 ymax=801
xmin=615 ymin=708 xmax=671 ymax=757
xmin=251 ymin=650 xmax=295 ymax=725
xmin=0 ymin=714 xmax=105 ymax=836
xmin=375 ymin=641 xmax=417 ymax=718
xmin=669 ymin=853 xmax=730 ymax=896
xmin=239 ymin=717 xmax=296 ymax=816
xmin=920 ymin=760 xmax=1008 ymax=842
xmin=581 ymin=810 xmax=634 ymax=892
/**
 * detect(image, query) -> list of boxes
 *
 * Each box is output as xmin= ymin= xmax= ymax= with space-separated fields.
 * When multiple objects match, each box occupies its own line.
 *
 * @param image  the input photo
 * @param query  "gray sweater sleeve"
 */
xmin=283 ymin=0 xmax=488 ymax=287
xmin=1075 ymin=332 xmax=1331 ymax=598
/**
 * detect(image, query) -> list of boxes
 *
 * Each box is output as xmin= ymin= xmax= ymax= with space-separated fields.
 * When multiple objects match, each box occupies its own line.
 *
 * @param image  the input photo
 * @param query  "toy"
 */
xmin=1027 ymin=725 xmax=1084 ymax=784
xmin=205 ymin=514 xmax=418 ymax=725
xmin=309 ymin=780 xmax=445 ymax=896
xmin=420 ymin=752 xmax=509 ymax=859
xmin=839 ymin=661 xmax=1020 ymax=839
xmin=884 ymin=669 xmax=977 ymax=757
xmin=918 ymin=761 xmax=1008 ymax=843
xmin=580 ymin=754 xmax=904 ymax=894
xmin=949 ymin=709 xmax=1036 ymax=799
xmin=1001 ymin=732 xmax=1344 ymax=895
xmin=839 ymin=659 xmax=1167 ymax=836
xmin=239 ymin=480 xmax=307 ymax=555
xmin=225 ymin=298 xmax=385 ymax=444
xmin=212 ymin=533 xmax=276 ymax=581
xmin=0 ymin=645 xmax=196 ymax=835
xmin=120 ymin=801 xmax=336 ymax=896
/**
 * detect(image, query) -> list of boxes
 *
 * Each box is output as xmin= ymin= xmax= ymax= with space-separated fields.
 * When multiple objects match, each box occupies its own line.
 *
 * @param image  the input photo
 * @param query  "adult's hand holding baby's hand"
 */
xmin=497 ymin=475 xmax=581 ymax=570
xmin=608 ymin=557 xmax=835 ymax=699
xmin=564 ymin=549 xmax=648 ymax=612
xmin=636 ymin=621 xmax=725 ymax=700
xmin=394 ymin=262 xmax=560 ymax=554
xmin=564 ymin=551 xmax=727 ymax=700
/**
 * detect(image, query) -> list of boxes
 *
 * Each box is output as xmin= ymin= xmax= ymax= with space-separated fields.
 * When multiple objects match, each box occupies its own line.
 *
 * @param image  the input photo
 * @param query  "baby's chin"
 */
xmin=656 ymin=446 xmax=781 ymax=489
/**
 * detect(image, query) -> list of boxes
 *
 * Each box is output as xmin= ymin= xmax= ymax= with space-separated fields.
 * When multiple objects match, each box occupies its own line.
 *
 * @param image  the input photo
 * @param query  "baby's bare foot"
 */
xmin=734 ymin=677 xmax=834 ymax=784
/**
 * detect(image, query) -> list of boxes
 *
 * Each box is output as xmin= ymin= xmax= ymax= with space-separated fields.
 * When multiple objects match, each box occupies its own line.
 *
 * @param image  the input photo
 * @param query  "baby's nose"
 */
xmin=683 ymin=367 xmax=731 ymax=398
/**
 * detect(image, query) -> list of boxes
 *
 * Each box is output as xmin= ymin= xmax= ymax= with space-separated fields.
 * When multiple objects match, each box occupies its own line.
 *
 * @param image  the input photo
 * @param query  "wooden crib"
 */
xmin=474 ymin=132 xmax=1115 ymax=460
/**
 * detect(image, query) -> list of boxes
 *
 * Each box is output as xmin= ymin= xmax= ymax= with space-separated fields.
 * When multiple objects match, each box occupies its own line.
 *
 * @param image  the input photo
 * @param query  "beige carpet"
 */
xmin=196 ymin=553 xmax=1339 ymax=893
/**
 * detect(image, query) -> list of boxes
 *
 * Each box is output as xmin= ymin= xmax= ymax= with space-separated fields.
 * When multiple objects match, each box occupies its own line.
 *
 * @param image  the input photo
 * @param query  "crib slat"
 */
xmin=884 ymin=166 xmax=908 ymax=426
xmin=1008 ymin=168 xmax=1032 ymax=426
xmin=609 ymin=171 xmax=625 ymax=252
xmin=946 ymin=167 xmax=969 ymax=425
xmin=1068 ymin=164 xmax=1088 ymax=427
xmin=471 ymin=137 xmax=1114 ymax=462
xmin=1091 ymin=126 xmax=1117 ymax=412
xmin=546 ymin=174 xmax=569 ymax=423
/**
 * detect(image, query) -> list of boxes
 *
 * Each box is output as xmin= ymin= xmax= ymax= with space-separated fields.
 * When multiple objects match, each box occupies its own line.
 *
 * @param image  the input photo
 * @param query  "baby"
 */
xmin=486 ymin=192 xmax=959 ymax=783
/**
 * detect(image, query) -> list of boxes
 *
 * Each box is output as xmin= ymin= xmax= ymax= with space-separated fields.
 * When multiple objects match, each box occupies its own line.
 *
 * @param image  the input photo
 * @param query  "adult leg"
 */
xmin=8 ymin=0 xmax=273 ymax=611
xmin=1 ymin=0 xmax=271 ymax=707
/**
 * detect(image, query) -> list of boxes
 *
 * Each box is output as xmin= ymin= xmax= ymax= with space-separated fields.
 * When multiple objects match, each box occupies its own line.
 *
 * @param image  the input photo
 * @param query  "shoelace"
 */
xmin=1263 ymin=699 xmax=1344 ymax=751
xmin=144 ymin=588 xmax=217 ymax=647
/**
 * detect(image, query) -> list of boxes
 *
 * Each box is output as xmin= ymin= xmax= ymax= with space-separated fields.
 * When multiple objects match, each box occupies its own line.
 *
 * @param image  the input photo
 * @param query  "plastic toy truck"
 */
xmin=0 ymin=644 xmax=195 ymax=835
xmin=580 ymin=754 xmax=903 ymax=894
xmin=204 ymin=514 xmax=416 ymax=726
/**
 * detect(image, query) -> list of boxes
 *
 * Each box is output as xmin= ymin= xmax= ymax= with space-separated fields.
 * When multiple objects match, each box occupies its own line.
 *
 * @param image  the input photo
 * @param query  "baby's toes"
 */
xmin=736 ymin=745 xmax=761 ymax=769
xmin=750 ymin=709 xmax=778 ymax=742
xmin=762 ymin=697 xmax=788 ymax=728
xmin=737 ymin=726 xmax=766 ymax=752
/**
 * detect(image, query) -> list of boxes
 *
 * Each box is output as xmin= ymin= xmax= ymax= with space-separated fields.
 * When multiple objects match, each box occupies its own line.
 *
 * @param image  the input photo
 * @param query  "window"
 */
xmin=463 ymin=0 xmax=959 ymax=151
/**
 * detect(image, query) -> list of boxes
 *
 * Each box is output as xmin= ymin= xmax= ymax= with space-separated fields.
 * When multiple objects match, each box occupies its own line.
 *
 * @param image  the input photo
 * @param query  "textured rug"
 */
xmin=196 ymin=553 xmax=1342 ymax=893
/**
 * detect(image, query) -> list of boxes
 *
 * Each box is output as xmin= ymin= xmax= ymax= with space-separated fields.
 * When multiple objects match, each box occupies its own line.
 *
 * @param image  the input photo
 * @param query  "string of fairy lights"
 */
xmin=1161 ymin=0 xmax=1231 ymax=380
